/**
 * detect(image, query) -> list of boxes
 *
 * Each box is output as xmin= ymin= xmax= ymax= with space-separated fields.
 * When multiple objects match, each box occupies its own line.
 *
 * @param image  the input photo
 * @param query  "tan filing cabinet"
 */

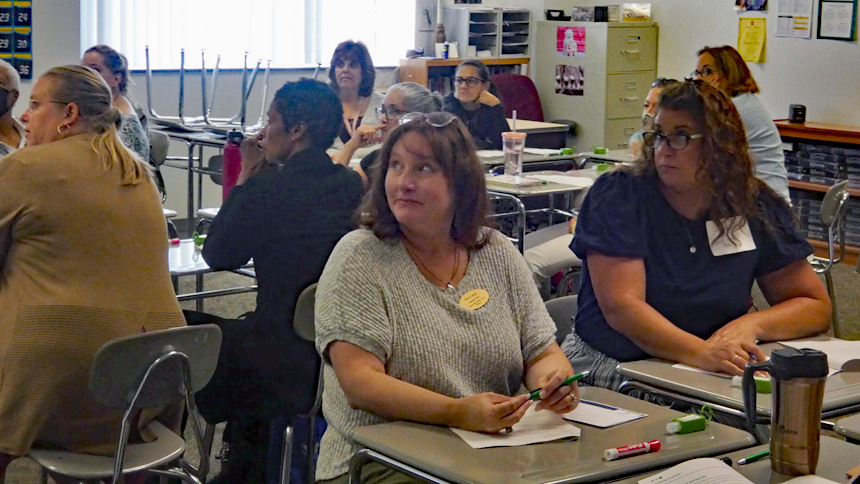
xmin=534 ymin=22 xmax=657 ymax=151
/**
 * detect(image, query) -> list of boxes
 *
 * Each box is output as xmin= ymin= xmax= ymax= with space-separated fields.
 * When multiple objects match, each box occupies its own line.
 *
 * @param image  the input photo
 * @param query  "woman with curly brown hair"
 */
xmin=559 ymin=80 xmax=830 ymax=390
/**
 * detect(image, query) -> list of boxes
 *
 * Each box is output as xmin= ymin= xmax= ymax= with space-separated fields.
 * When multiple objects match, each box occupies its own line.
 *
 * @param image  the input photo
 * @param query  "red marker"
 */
xmin=603 ymin=440 xmax=661 ymax=461
xmin=169 ymin=238 xmax=181 ymax=245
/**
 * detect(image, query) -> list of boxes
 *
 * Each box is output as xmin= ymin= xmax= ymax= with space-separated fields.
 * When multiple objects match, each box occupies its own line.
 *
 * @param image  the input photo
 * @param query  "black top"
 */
xmin=202 ymin=147 xmax=362 ymax=409
xmin=443 ymin=93 xmax=509 ymax=150
xmin=570 ymin=170 xmax=812 ymax=362
xmin=359 ymin=149 xmax=380 ymax=184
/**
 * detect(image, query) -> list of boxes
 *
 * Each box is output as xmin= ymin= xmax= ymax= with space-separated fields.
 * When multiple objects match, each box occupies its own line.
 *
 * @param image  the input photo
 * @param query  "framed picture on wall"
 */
xmin=817 ymin=0 xmax=858 ymax=40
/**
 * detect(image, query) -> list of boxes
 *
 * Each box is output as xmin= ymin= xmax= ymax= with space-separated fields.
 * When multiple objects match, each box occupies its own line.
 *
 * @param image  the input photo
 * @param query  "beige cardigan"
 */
xmin=0 ymin=134 xmax=185 ymax=455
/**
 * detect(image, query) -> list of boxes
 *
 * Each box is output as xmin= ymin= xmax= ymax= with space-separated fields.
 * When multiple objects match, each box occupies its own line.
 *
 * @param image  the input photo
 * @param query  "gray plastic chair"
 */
xmin=28 ymin=325 xmax=222 ymax=484
xmin=148 ymin=130 xmax=170 ymax=203
xmin=810 ymin=180 xmax=850 ymax=336
xmin=544 ymin=295 xmax=578 ymax=345
xmin=280 ymin=282 xmax=323 ymax=484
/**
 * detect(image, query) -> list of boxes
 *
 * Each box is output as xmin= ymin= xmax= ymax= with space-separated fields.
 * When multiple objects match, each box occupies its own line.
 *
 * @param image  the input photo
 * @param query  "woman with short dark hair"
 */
xmin=328 ymin=40 xmax=383 ymax=156
xmin=315 ymin=112 xmax=578 ymax=483
xmin=560 ymin=80 xmax=830 ymax=390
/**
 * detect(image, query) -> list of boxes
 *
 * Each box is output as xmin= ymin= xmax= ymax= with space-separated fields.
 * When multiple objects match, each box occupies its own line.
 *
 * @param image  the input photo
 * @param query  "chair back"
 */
xmin=490 ymin=73 xmax=544 ymax=122
xmin=544 ymin=295 xmax=578 ymax=345
xmin=820 ymin=180 xmax=850 ymax=227
xmin=148 ymin=130 xmax=170 ymax=167
xmin=207 ymin=155 xmax=224 ymax=186
xmin=89 ymin=325 xmax=221 ymax=410
xmin=294 ymin=283 xmax=317 ymax=343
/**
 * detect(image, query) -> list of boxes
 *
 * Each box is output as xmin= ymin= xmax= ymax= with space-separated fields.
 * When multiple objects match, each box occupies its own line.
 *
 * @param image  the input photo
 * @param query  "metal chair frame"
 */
xmin=809 ymin=180 xmax=850 ymax=335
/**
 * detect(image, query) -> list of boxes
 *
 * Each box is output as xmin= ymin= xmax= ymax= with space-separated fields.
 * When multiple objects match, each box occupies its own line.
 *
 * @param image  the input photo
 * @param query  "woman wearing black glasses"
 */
xmin=442 ymin=60 xmax=510 ymax=150
xmin=559 ymin=80 xmax=830 ymax=391
xmin=694 ymin=45 xmax=790 ymax=203
xmin=333 ymin=82 xmax=442 ymax=187
xmin=314 ymin=112 xmax=579 ymax=483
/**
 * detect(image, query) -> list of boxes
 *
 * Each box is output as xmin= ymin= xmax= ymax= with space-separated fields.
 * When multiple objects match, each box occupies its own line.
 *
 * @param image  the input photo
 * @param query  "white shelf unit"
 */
xmin=443 ymin=7 xmax=531 ymax=59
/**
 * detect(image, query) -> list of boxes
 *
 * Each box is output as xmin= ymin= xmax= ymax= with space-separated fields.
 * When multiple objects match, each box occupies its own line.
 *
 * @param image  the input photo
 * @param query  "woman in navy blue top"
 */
xmin=561 ymin=80 xmax=831 ymax=390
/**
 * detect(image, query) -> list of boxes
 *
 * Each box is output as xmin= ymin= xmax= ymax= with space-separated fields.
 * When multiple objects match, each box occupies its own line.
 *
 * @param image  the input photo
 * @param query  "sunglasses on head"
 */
xmin=398 ymin=111 xmax=458 ymax=128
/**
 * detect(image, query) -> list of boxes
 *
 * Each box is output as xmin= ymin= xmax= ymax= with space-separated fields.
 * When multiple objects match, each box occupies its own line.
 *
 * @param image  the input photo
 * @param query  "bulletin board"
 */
xmin=0 ymin=0 xmax=32 ymax=79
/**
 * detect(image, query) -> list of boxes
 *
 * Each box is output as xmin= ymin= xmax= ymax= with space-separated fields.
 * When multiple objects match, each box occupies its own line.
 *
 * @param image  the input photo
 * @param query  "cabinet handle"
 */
xmin=626 ymin=81 xmax=638 ymax=90
xmin=621 ymin=49 xmax=640 ymax=56
xmin=621 ymin=96 xmax=639 ymax=102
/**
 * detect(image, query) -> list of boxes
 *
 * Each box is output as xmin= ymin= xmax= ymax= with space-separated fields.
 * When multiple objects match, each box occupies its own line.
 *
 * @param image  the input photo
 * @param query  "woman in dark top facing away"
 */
xmin=442 ymin=60 xmax=509 ymax=150
xmin=560 ymin=80 xmax=830 ymax=390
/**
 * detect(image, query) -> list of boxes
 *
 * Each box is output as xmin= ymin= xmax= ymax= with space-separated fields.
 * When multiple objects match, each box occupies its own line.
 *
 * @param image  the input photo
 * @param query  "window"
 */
xmin=80 ymin=0 xmax=416 ymax=70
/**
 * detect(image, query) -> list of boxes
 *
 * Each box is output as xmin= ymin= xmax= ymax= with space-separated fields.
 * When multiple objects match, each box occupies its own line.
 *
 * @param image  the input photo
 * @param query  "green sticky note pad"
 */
xmin=754 ymin=376 xmax=771 ymax=394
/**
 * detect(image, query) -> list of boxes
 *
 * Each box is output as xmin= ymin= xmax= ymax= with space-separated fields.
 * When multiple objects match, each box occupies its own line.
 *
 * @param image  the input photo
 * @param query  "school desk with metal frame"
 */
xmin=347 ymin=386 xmax=756 ymax=484
xmin=168 ymin=238 xmax=256 ymax=311
xmin=606 ymin=435 xmax=859 ymax=484
xmin=834 ymin=413 xmax=860 ymax=442
xmin=617 ymin=339 xmax=860 ymax=429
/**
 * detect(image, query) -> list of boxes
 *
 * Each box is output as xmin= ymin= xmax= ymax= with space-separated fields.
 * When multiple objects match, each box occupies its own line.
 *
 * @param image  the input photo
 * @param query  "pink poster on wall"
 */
xmin=556 ymin=26 xmax=586 ymax=57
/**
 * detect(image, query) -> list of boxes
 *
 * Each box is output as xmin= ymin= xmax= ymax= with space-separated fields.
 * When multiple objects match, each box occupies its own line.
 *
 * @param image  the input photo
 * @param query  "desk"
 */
xmin=617 ymin=340 xmax=860 ymax=425
xmin=168 ymin=239 xmax=256 ymax=311
xmin=349 ymin=387 xmax=755 ymax=484
xmin=834 ymin=413 xmax=860 ymax=441
xmin=487 ymin=170 xmax=594 ymax=252
xmin=576 ymin=149 xmax=634 ymax=165
xmin=608 ymin=436 xmax=859 ymax=483
xmin=157 ymin=128 xmax=227 ymax=236
xmin=507 ymin=119 xmax=570 ymax=149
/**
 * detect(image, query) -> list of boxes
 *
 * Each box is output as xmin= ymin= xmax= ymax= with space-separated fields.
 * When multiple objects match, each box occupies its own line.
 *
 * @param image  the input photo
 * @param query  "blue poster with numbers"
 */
xmin=1 ymin=0 xmax=31 ymax=79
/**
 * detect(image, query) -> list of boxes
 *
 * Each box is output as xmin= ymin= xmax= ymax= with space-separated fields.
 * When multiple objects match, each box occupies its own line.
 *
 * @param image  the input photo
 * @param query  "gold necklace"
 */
xmin=404 ymin=240 xmax=460 ymax=290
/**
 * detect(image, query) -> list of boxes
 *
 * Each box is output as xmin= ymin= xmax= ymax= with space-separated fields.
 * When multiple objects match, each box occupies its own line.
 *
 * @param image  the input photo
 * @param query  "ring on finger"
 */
xmin=731 ymin=355 xmax=740 ymax=365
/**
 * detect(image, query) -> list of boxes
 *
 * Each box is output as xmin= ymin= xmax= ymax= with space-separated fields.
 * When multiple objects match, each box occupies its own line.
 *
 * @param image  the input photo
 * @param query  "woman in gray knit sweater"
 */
xmin=315 ymin=112 xmax=579 ymax=483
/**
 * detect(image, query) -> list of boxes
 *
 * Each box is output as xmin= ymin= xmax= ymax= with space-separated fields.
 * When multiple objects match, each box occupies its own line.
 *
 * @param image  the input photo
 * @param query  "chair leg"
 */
xmin=306 ymin=415 xmax=317 ymax=484
xmin=825 ymin=271 xmax=840 ymax=337
xmin=280 ymin=425 xmax=293 ymax=484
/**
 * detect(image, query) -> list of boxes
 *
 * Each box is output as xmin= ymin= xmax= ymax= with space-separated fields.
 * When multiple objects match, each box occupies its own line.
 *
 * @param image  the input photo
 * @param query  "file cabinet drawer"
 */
xmin=605 ymin=118 xmax=642 ymax=151
xmin=606 ymin=72 xmax=655 ymax=119
xmin=607 ymin=26 xmax=657 ymax=72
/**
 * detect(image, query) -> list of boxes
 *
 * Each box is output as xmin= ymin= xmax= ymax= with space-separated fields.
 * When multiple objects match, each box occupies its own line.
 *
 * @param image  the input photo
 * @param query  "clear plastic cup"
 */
xmin=502 ymin=132 xmax=527 ymax=179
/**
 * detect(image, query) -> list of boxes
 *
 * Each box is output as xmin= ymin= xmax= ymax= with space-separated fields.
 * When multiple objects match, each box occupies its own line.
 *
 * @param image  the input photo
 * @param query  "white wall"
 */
xmin=542 ymin=0 xmax=860 ymax=126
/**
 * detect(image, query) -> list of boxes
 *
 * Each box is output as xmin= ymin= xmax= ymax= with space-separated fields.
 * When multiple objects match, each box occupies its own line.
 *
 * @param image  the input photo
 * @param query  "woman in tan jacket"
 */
xmin=0 ymin=65 xmax=185 ymax=479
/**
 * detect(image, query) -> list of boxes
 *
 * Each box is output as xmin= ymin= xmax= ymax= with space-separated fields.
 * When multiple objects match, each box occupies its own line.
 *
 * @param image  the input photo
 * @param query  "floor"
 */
xmin=7 ymin=258 xmax=859 ymax=483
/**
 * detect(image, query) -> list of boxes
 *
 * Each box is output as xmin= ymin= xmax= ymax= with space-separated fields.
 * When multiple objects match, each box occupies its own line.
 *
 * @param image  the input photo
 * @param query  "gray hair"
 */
xmin=0 ymin=59 xmax=20 ymax=92
xmin=387 ymin=82 xmax=442 ymax=114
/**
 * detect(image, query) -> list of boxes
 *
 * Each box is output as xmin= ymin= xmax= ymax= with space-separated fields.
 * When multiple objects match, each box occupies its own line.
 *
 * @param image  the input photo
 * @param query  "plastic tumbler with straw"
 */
xmin=502 ymin=110 xmax=527 ymax=182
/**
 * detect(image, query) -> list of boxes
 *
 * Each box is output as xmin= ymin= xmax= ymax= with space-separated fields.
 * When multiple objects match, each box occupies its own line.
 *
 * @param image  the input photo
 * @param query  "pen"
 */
xmin=738 ymin=450 xmax=770 ymax=465
xmin=579 ymin=399 xmax=619 ymax=411
xmin=529 ymin=370 xmax=590 ymax=400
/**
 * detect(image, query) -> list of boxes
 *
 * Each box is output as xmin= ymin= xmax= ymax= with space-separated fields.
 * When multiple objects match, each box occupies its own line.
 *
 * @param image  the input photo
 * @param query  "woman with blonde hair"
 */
xmin=0 ymin=65 xmax=185 ymax=479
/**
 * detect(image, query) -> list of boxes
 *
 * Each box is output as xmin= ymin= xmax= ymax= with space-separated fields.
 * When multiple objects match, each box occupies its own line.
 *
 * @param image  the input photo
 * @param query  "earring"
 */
xmin=57 ymin=124 xmax=70 ymax=135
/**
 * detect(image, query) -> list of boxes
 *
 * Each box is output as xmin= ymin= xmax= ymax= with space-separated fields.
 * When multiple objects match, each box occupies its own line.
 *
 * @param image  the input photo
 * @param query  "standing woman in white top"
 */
xmin=328 ymin=40 xmax=384 ymax=157
xmin=694 ymin=45 xmax=790 ymax=203
xmin=81 ymin=44 xmax=149 ymax=162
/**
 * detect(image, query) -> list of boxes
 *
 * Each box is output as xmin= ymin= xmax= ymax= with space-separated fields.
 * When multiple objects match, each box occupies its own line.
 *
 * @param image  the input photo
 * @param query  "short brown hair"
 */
xmin=329 ymin=40 xmax=376 ymax=97
xmin=361 ymin=114 xmax=494 ymax=248
xmin=697 ymin=45 xmax=759 ymax=97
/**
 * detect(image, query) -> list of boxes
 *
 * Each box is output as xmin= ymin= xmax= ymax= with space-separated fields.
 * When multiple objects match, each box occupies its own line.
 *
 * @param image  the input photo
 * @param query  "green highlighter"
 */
xmin=529 ymin=370 xmax=590 ymax=400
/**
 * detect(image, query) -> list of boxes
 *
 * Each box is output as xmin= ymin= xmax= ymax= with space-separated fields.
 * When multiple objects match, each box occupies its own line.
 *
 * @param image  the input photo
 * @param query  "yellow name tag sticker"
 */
xmin=459 ymin=289 xmax=489 ymax=310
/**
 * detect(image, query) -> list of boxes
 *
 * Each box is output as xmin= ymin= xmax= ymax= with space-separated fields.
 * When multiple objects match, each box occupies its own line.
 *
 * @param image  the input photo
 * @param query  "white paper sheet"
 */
xmin=638 ymin=458 xmax=752 ymax=484
xmin=524 ymin=148 xmax=563 ymax=155
xmin=450 ymin=405 xmax=580 ymax=449
xmin=562 ymin=399 xmax=647 ymax=428
xmin=528 ymin=175 xmax=594 ymax=188
xmin=476 ymin=150 xmax=504 ymax=158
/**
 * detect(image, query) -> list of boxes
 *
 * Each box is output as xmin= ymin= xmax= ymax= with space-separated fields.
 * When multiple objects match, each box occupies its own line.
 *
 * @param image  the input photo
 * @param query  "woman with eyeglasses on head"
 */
xmin=694 ymin=45 xmax=790 ymax=203
xmin=333 ymin=82 xmax=442 ymax=187
xmin=328 ymin=40 xmax=384 ymax=160
xmin=0 ymin=65 xmax=185 ymax=480
xmin=559 ymin=80 xmax=830 ymax=391
xmin=314 ymin=112 xmax=578 ymax=483
xmin=442 ymin=60 xmax=510 ymax=150
xmin=82 ymin=45 xmax=149 ymax=161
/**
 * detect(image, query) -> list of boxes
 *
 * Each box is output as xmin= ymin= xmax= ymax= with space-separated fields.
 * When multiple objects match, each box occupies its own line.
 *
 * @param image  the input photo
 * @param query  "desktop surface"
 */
xmin=352 ymin=387 xmax=755 ymax=484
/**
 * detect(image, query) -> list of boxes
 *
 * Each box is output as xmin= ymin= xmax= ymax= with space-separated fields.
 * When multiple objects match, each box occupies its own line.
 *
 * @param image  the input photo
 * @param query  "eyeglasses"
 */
xmin=376 ymin=105 xmax=409 ymax=119
xmin=642 ymin=131 xmax=704 ymax=151
xmin=690 ymin=66 xmax=715 ymax=79
xmin=398 ymin=111 xmax=457 ymax=128
xmin=651 ymin=77 xmax=678 ymax=88
xmin=453 ymin=76 xmax=482 ymax=87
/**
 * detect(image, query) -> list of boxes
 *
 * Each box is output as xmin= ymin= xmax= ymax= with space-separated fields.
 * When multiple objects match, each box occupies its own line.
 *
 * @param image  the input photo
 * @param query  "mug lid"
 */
xmin=769 ymin=347 xmax=828 ymax=379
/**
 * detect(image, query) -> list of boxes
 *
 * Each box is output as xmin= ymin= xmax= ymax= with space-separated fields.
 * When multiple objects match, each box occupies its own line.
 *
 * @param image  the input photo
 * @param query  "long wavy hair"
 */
xmin=43 ymin=65 xmax=149 ymax=186
xmin=631 ymin=79 xmax=783 ymax=244
xmin=361 ymin=114 xmax=494 ymax=249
